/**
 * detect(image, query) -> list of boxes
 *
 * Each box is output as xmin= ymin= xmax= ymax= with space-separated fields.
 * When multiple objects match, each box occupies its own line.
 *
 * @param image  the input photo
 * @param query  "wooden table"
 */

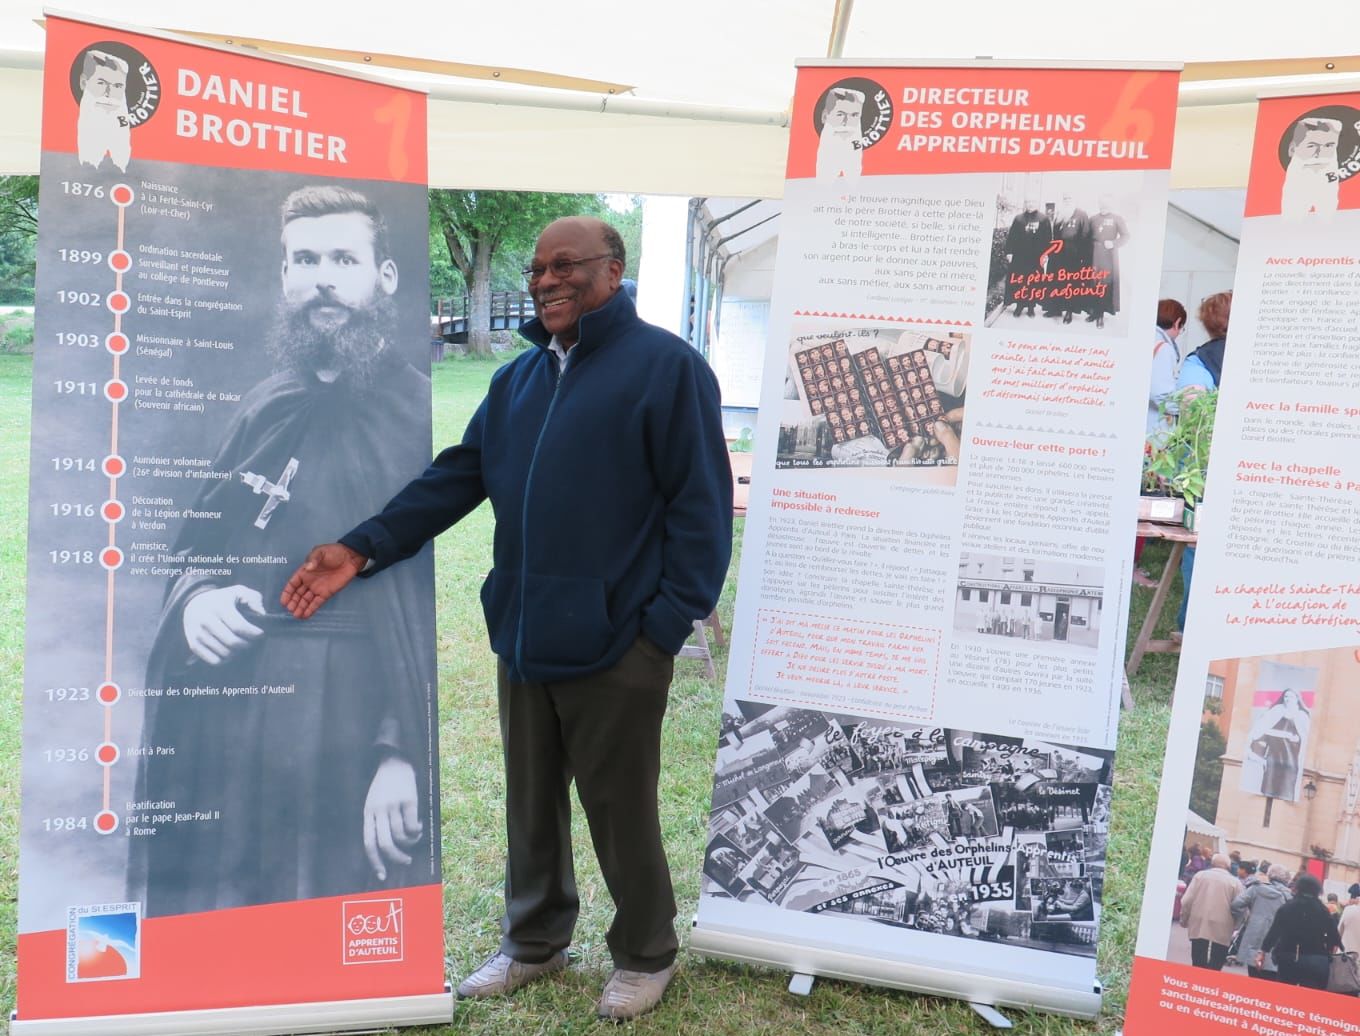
xmin=1125 ymin=519 xmax=1198 ymax=679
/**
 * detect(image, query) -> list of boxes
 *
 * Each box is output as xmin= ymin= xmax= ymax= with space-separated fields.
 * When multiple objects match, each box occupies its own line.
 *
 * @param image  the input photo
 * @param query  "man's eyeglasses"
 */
xmin=522 ymin=255 xmax=614 ymax=282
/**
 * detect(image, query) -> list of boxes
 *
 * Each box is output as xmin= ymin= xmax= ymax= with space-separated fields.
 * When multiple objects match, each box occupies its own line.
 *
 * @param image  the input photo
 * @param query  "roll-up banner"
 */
xmin=1125 ymin=88 xmax=1360 ymax=1035
xmin=14 ymin=13 xmax=448 ymax=1035
xmin=692 ymin=59 xmax=1181 ymax=1018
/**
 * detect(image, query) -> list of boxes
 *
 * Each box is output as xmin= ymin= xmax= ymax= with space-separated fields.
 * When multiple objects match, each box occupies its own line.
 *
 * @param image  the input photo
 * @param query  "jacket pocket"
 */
xmin=479 ymin=569 xmax=511 ymax=648
xmin=520 ymin=573 xmax=613 ymax=666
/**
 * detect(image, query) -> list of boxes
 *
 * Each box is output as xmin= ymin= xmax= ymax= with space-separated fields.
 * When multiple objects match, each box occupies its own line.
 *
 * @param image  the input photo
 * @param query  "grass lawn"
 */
xmin=0 ymin=352 xmax=1186 ymax=1033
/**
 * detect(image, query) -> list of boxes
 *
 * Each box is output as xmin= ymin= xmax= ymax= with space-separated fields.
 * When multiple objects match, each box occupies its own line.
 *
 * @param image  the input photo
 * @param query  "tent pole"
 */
xmin=826 ymin=0 xmax=855 ymax=59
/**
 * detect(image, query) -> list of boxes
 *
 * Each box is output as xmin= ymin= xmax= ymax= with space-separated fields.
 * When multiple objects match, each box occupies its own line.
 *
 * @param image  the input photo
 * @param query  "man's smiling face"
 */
xmin=528 ymin=218 xmax=623 ymax=349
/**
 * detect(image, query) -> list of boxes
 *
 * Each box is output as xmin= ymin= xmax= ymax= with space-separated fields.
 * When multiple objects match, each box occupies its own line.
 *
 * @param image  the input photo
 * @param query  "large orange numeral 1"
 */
xmin=375 ymin=94 xmax=413 ymax=180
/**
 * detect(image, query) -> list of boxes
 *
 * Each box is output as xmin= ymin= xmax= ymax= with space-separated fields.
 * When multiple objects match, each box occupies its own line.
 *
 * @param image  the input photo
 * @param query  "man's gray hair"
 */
xmin=601 ymin=222 xmax=626 ymax=265
xmin=820 ymin=87 xmax=865 ymax=126
xmin=81 ymin=49 xmax=129 ymax=82
xmin=1211 ymin=853 xmax=1231 ymax=870
xmin=1288 ymin=117 xmax=1343 ymax=153
xmin=1267 ymin=864 xmax=1291 ymax=883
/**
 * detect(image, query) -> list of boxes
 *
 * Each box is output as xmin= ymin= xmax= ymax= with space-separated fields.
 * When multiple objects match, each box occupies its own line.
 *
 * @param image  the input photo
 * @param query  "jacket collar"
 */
xmin=519 ymin=288 xmax=639 ymax=360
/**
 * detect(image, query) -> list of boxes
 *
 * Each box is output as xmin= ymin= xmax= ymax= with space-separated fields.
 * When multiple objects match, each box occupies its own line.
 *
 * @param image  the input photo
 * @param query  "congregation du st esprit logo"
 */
xmin=68 ymin=40 xmax=162 ymax=173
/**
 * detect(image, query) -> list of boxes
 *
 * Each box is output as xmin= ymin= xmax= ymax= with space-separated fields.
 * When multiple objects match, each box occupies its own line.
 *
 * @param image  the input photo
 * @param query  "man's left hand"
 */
xmin=280 ymin=542 xmax=367 ymax=619
xmin=363 ymin=755 xmax=422 ymax=881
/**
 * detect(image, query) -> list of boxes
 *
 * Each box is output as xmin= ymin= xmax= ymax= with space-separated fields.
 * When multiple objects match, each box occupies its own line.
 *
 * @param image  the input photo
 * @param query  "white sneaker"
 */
xmin=455 ymin=950 xmax=567 ymax=999
xmin=596 ymin=961 xmax=678 ymax=1021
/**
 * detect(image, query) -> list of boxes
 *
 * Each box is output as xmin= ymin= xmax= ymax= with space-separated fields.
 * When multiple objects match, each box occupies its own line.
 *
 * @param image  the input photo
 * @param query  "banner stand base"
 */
xmin=787 ymin=973 xmax=815 ymax=996
xmin=8 ymin=987 xmax=454 ymax=1036
xmin=690 ymin=922 xmax=1102 ymax=1021
xmin=969 ymin=1003 xmax=1014 ymax=1029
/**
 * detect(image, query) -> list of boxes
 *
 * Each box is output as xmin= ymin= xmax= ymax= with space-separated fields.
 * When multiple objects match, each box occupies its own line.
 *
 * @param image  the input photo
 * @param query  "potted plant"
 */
xmin=1143 ymin=387 xmax=1218 ymax=531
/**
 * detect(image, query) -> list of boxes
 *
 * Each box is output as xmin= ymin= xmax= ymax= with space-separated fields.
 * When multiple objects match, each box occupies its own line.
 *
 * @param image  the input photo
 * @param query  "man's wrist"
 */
xmin=338 ymin=543 xmax=369 ymax=570
xmin=337 ymin=530 xmax=380 ymax=573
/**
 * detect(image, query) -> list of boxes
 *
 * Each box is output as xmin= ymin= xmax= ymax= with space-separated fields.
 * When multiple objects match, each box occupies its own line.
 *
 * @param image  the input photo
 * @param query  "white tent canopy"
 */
xmin=1185 ymin=809 xmax=1228 ymax=854
xmin=2 ymin=1 xmax=1359 ymax=194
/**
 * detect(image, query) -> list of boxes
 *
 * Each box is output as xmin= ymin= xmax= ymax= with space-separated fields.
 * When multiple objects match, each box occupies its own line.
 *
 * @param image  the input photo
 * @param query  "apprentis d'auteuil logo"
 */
xmin=342 ymin=897 xmax=404 ymax=965
xmin=68 ymin=40 xmax=161 ymax=172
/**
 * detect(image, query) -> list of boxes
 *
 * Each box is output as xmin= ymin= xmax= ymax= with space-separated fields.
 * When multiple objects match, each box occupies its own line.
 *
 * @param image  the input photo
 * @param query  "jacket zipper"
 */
xmin=513 ymin=350 xmax=568 ymax=675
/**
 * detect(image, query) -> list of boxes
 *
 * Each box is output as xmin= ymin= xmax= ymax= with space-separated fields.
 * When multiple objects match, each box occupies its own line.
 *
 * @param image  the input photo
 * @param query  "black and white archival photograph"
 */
xmin=982 ymin=174 xmax=1147 ymax=335
xmin=953 ymin=551 xmax=1105 ymax=654
xmin=19 ymin=163 xmax=439 ymax=931
xmin=701 ymin=702 xmax=1114 ymax=957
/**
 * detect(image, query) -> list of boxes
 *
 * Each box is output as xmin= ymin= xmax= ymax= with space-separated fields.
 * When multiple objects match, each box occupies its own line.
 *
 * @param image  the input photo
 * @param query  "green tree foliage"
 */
xmin=428 ymin=224 xmax=461 ymax=307
xmin=603 ymin=197 xmax=642 ymax=281
xmin=429 ymin=190 xmax=603 ymax=357
xmin=1188 ymin=718 xmax=1227 ymax=824
xmin=0 ymin=176 xmax=38 ymax=305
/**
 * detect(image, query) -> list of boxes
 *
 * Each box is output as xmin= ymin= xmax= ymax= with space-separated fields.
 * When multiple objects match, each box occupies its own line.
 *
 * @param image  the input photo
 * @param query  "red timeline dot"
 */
xmin=104 ymin=380 xmax=128 ymax=403
xmin=102 ymin=455 xmax=125 ymax=478
xmin=95 ymin=811 xmax=119 ymax=835
xmin=105 ymin=332 xmax=129 ymax=355
xmin=110 ymin=184 xmax=134 ymax=207
xmin=100 ymin=546 xmax=124 ymax=570
xmin=97 ymin=743 xmax=119 ymax=766
xmin=108 ymin=250 xmax=131 ymax=273
xmin=97 ymin=682 xmax=121 ymax=705
xmin=102 ymin=500 xmax=125 ymax=523
xmin=107 ymin=292 xmax=130 ymax=315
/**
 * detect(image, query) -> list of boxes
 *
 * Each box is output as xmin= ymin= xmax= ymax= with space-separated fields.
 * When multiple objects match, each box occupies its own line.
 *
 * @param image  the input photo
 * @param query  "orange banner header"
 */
xmin=42 ymin=16 xmax=426 ymax=184
xmin=787 ymin=65 xmax=1180 ymax=180
xmin=1244 ymin=91 xmax=1360 ymax=217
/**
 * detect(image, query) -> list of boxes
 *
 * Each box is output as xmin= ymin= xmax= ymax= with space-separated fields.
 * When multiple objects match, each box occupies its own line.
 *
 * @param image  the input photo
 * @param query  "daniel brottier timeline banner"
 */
xmin=16 ymin=15 xmax=446 ymax=1032
xmin=692 ymin=60 xmax=1180 ymax=1018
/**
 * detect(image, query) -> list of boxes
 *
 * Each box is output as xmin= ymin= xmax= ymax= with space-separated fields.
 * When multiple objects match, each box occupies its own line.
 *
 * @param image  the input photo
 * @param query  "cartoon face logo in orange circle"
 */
xmin=812 ymin=77 xmax=893 ymax=183
xmin=1277 ymin=104 xmax=1360 ymax=218
xmin=68 ymin=41 xmax=161 ymax=172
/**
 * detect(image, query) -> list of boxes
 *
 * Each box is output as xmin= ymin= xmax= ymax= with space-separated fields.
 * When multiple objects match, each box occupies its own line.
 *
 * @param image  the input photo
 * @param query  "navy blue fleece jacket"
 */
xmin=340 ymin=289 xmax=733 ymax=683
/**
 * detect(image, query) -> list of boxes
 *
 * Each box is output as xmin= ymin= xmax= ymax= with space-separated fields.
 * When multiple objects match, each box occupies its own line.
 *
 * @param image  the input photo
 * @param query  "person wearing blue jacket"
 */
xmin=281 ymin=216 xmax=733 ymax=1020
xmin=1171 ymin=290 xmax=1231 ymax=636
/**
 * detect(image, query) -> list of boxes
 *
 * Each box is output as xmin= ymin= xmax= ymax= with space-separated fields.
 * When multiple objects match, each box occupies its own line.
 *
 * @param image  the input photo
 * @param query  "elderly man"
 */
xmin=281 ymin=216 xmax=732 ymax=1020
xmin=1179 ymin=852 xmax=1242 ymax=970
xmin=1281 ymin=117 xmax=1342 ymax=217
xmin=76 ymin=48 xmax=131 ymax=171
xmin=132 ymin=185 xmax=437 ymax=917
xmin=1003 ymin=199 xmax=1051 ymax=318
xmin=816 ymin=86 xmax=864 ymax=182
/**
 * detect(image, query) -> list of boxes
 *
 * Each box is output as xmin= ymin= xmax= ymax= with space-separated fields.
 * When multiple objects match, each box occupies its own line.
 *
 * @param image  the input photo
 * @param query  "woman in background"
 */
xmin=1172 ymin=291 xmax=1232 ymax=637
xmin=1148 ymin=299 xmax=1187 ymax=437
xmin=1232 ymin=864 xmax=1292 ymax=980
xmin=1260 ymin=873 xmax=1341 ymax=989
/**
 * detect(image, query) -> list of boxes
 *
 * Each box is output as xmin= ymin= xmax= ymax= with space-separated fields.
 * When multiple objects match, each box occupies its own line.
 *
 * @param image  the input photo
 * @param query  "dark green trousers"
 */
xmin=496 ymin=636 xmax=678 ymax=972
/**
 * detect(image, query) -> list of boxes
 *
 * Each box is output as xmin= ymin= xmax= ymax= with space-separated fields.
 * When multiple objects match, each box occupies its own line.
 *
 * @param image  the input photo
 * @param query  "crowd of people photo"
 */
xmin=1176 ymin=846 xmax=1359 ymax=993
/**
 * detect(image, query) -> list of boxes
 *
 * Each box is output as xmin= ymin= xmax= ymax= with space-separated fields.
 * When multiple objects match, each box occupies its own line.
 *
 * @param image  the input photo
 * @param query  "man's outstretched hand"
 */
xmin=280 ymin=543 xmax=367 ymax=618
